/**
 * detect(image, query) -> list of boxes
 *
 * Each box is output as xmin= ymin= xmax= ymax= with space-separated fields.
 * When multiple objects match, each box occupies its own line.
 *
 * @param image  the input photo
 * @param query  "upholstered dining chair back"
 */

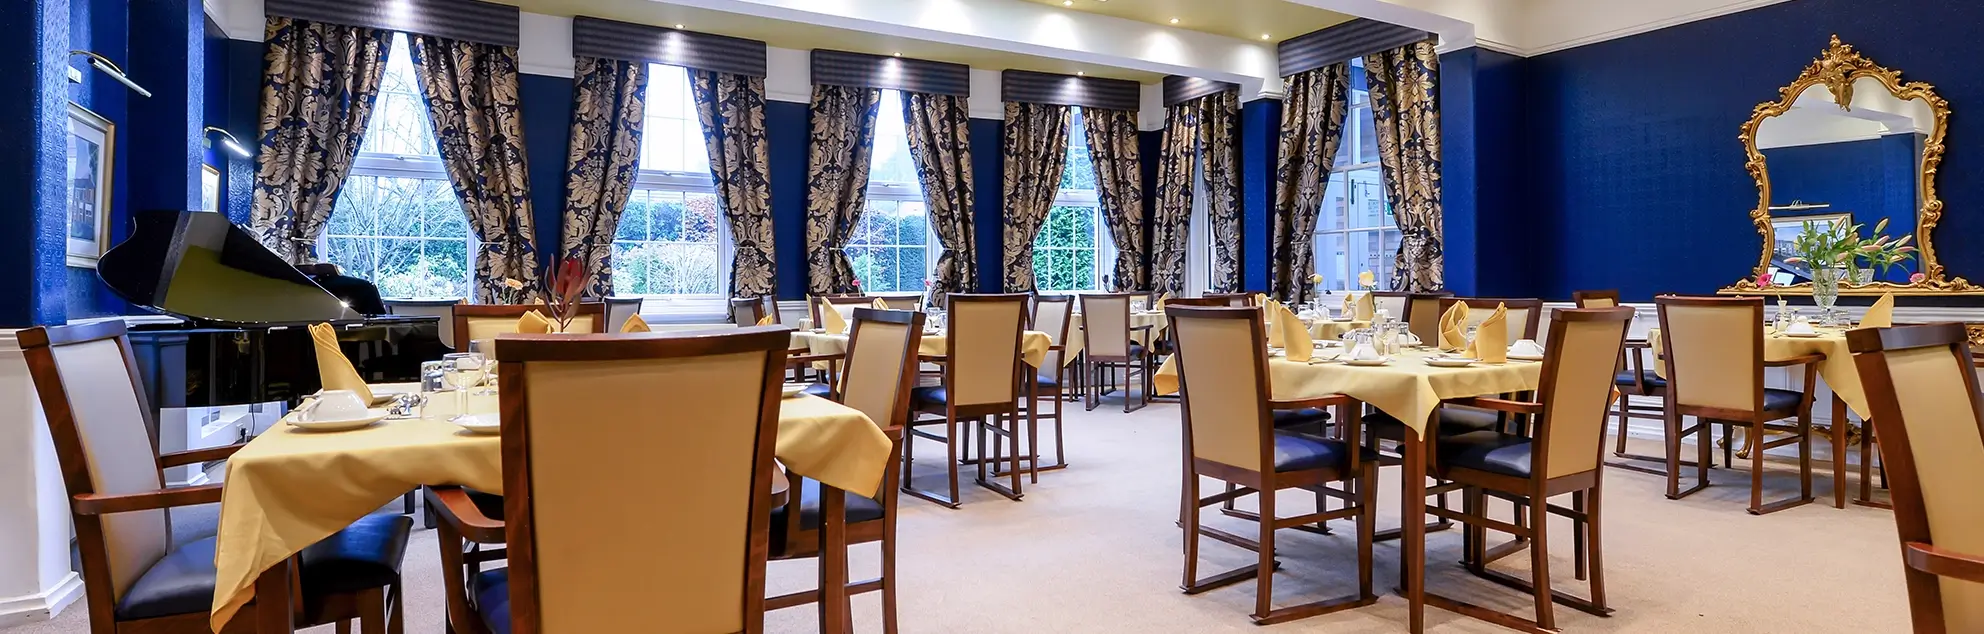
xmin=1847 ymin=323 xmax=1984 ymax=633
xmin=385 ymin=297 xmax=463 ymax=352
xmin=1572 ymin=289 xmax=1621 ymax=309
xmin=1168 ymin=306 xmax=1271 ymax=473
xmin=1079 ymin=293 xmax=1135 ymax=358
xmin=1370 ymin=291 xmax=1409 ymax=321
xmin=603 ymin=296 xmax=643 ymax=333
xmin=816 ymin=295 xmax=878 ymax=324
xmin=1533 ymin=307 xmax=1634 ymax=480
xmin=493 ymin=328 xmax=790 ymax=634
xmin=1031 ymin=295 xmax=1075 ymax=374
xmin=18 ymin=321 xmax=169 ymax=603
xmin=843 ymin=308 xmax=925 ymax=428
xmin=945 ymin=294 xmax=1029 ymax=408
xmin=731 ymin=296 xmax=778 ymax=325
xmin=1655 ymin=296 xmax=1763 ymax=413
xmin=1404 ymin=293 xmax=1452 ymax=344
xmin=1442 ymin=297 xmax=1544 ymax=341
xmin=1202 ymin=293 xmax=1253 ymax=307
xmin=452 ymin=303 xmax=606 ymax=351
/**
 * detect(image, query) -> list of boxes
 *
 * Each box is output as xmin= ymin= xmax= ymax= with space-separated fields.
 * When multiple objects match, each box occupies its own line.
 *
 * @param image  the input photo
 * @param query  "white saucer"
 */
xmin=1508 ymin=352 xmax=1545 ymax=361
xmin=453 ymin=414 xmax=501 ymax=435
xmin=1783 ymin=331 xmax=1823 ymax=338
xmin=1344 ymin=357 xmax=1392 ymax=367
xmin=288 ymin=408 xmax=390 ymax=432
xmin=1425 ymin=357 xmax=1478 ymax=368
xmin=781 ymin=383 xmax=811 ymax=398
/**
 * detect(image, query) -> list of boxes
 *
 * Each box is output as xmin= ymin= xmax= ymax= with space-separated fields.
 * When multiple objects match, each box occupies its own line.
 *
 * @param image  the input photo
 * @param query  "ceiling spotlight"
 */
xmin=68 ymin=50 xmax=150 ymax=98
xmin=1169 ymin=17 xmax=1179 ymax=24
xmin=1077 ymin=71 xmax=1084 ymax=76
xmin=893 ymin=52 xmax=902 ymax=57
xmin=1261 ymin=33 xmax=1271 ymax=40
xmin=674 ymin=23 xmax=684 ymax=29
xmin=1062 ymin=0 xmax=1072 ymax=5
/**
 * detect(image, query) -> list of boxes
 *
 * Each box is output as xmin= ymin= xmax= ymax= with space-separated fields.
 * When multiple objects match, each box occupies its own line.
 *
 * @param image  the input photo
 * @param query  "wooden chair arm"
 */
xmin=157 ymin=443 xmax=245 ymax=468
xmin=425 ymin=486 xmax=506 ymax=544
xmin=1271 ymin=394 xmax=1355 ymax=410
xmin=73 ymin=484 xmax=224 ymax=515
xmin=1130 ymin=325 xmax=1154 ymax=333
xmin=918 ymin=354 xmax=948 ymax=363
xmin=1623 ymin=339 xmax=1650 ymax=349
xmin=788 ymin=352 xmax=843 ymax=364
xmin=1444 ymin=396 xmax=1544 ymax=415
xmin=1905 ymin=542 xmax=1984 ymax=583
xmin=1764 ymin=353 xmax=1827 ymax=368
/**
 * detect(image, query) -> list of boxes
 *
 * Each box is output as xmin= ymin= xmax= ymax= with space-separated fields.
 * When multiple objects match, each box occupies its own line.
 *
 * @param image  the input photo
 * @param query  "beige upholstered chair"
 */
xmin=907 ymin=293 xmax=1030 ymax=506
xmin=1573 ymin=290 xmax=1677 ymax=476
xmin=603 ymin=296 xmax=643 ymax=333
xmin=812 ymin=294 xmax=879 ymax=327
xmin=1080 ymin=293 xmax=1155 ymax=413
xmin=1655 ymin=295 xmax=1820 ymax=514
xmin=730 ymin=296 xmax=779 ymax=325
xmin=429 ymin=327 xmax=793 ymax=634
xmin=1025 ymin=295 xmax=1076 ymax=477
xmin=1201 ymin=292 xmax=1254 ymax=307
xmin=20 ymin=321 xmax=411 ymax=634
xmin=1398 ymin=292 xmax=1453 ymax=345
xmin=1168 ymin=306 xmax=1378 ymax=625
xmin=1848 ymin=323 xmax=1984 ymax=633
xmin=1439 ymin=297 xmax=1544 ymax=341
xmin=1422 ymin=307 xmax=1633 ymax=631
xmin=450 ymin=303 xmax=606 ymax=352
xmin=384 ymin=297 xmax=462 ymax=350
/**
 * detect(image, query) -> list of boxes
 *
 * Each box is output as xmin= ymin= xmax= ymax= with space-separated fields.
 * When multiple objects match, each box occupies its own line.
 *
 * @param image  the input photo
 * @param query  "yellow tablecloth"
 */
xmin=795 ymin=329 xmax=1054 ymax=368
xmin=1153 ymin=348 xmax=1542 ymax=437
xmin=1646 ymin=326 xmax=1868 ymax=418
xmin=1066 ymin=311 xmax=1168 ymax=366
xmin=1308 ymin=318 xmax=1371 ymax=341
xmin=211 ymin=385 xmax=887 ymax=630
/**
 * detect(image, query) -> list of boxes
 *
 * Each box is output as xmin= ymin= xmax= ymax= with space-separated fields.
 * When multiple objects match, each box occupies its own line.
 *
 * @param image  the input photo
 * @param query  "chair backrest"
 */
xmin=1031 ymin=295 xmax=1075 ymax=373
xmin=385 ymin=298 xmax=463 ymax=349
xmin=814 ymin=295 xmax=876 ymax=326
xmin=944 ymin=294 xmax=1028 ymax=409
xmin=1079 ymin=293 xmax=1134 ymax=359
xmin=603 ymin=296 xmax=643 ymax=333
xmin=1202 ymin=293 xmax=1253 ymax=307
xmin=494 ymin=327 xmax=790 ymax=634
xmin=1441 ymin=297 xmax=1544 ymax=341
xmin=1370 ymin=291 xmax=1410 ymax=321
xmin=842 ymin=308 xmax=924 ymax=429
xmin=1403 ymin=292 xmax=1452 ymax=344
xmin=1530 ymin=307 xmax=1634 ymax=480
xmin=1168 ymin=306 xmax=1270 ymax=474
xmin=452 ymin=303 xmax=607 ymax=351
xmin=879 ymin=295 xmax=922 ymax=311
xmin=19 ymin=322 xmax=170 ymax=605
xmin=1656 ymin=295 xmax=1764 ymax=413
xmin=1162 ymin=297 xmax=1227 ymax=308
xmin=1572 ymin=289 xmax=1621 ymax=309
xmin=730 ymin=297 xmax=771 ymax=325
xmin=1848 ymin=323 xmax=1984 ymax=633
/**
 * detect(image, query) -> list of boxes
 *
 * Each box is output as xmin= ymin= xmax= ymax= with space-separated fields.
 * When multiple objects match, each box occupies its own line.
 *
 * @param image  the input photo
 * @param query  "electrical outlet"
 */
xmin=66 ymin=66 xmax=83 ymax=83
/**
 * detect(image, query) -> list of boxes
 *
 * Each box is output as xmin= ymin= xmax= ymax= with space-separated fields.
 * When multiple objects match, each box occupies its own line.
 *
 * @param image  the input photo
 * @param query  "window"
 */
xmin=324 ymin=34 xmax=473 ymax=299
xmin=612 ymin=65 xmax=726 ymax=303
xmin=1032 ymin=107 xmax=1114 ymax=292
xmin=1312 ymin=59 xmax=1399 ymax=293
xmin=846 ymin=90 xmax=937 ymax=294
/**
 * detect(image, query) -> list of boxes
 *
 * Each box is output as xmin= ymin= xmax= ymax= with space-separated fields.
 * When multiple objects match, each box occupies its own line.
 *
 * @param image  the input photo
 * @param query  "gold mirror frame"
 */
xmin=1722 ymin=35 xmax=1978 ymax=295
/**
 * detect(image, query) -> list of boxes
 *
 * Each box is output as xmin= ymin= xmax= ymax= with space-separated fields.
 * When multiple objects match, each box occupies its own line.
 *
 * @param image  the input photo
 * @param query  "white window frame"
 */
xmin=613 ymin=64 xmax=733 ymax=320
xmin=1183 ymin=156 xmax=1213 ymax=296
xmin=1031 ymin=189 xmax=1115 ymax=294
xmin=844 ymin=89 xmax=940 ymax=298
xmin=1312 ymin=71 xmax=1401 ymax=294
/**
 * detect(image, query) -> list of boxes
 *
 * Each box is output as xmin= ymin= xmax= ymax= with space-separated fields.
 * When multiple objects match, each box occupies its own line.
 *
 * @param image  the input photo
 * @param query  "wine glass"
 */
xmin=442 ymin=353 xmax=485 ymax=419
xmin=466 ymin=341 xmax=496 ymax=395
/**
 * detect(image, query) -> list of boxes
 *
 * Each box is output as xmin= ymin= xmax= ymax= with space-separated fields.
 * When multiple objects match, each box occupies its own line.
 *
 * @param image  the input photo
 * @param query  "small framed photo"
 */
xmin=66 ymin=103 xmax=115 ymax=268
xmin=201 ymin=164 xmax=221 ymax=212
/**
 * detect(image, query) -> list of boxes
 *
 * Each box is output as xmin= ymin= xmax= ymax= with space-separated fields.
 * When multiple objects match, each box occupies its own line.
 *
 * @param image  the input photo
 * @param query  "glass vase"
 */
xmin=1849 ymin=266 xmax=1873 ymax=285
xmin=1812 ymin=266 xmax=1843 ymax=326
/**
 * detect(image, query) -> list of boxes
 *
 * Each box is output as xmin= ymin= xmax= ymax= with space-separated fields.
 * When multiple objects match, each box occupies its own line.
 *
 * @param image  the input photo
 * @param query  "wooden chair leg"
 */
xmin=1253 ymin=486 xmax=1277 ymax=622
xmin=1664 ymin=409 xmax=1682 ymax=498
xmin=1573 ymin=491 xmax=1588 ymax=582
xmin=1358 ymin=463 xmax=1376 ymax=599
xmin=1529 ymin=493 xmax=1556 ymax=631
xmin=881 ymin=506 xmax=900 ymax=634
xmin=947 ymin=416 xmax=962 ymax=506
xmin=1832 ymin=396 xmax=1848 ymax=509
xmin=1612 ymin=397 xmax=1630 ymax=457
xmin=1588 ymin=485 xmax=1608 ymax=611
xmin=358 ymin=587 xmax=385 ymax=634
xmin=1027 ymin=386 xmax=1042 ymax=484
xmin=1181 ymin=471 xmax=1202 ymax=589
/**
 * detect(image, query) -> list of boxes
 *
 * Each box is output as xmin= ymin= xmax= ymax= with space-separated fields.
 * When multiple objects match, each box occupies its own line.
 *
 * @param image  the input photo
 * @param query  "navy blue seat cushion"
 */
xmin=1437 ymin=431 xmax=1534 ymax=479
xmin=117 ymin=514 xmax=414 ymax=621
xmin=1614 ymin=370 xmax=1668 ymax=390
xmin=1367 ymin=406 xmax=1505 ymax=441
xmin=1763 ymin=388 xmax=1805 ymax=412
xmin=803 ymin=383 xmax=834 ymax=398
xmin=1273 ymin=432 xmax=1358 ymax=472
xmin=770 ymin=478 xmax=886 ymax=554
xmin=911 ymin=385 xmax=948 ymax=409
xmin=474 ymin=568 xmax=512 ymax=634
xmin=1033 ymin=374 xmax=1060 ymax=388
xmin=1271 ymin=408 xmax=1331 ymax=430
xmin=114 ymin=536 xmax=221 ymax=620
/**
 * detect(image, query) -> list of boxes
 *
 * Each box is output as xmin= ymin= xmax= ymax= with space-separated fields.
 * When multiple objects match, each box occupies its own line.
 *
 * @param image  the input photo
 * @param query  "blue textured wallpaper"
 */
xmin=61 ymin=0 xmax=130 ymax=319
xmin=768 ymin=100 xmax=810 ymax=299
xmin=518 ymin=73 xmax=572 ymax=270
xmin=0 ymin=0 xmax=72 ymax=326
xmin=969 ymin=117 xmax=1004 ymax=293
xmin=1239 ymin=98 xmax=1278 ymax=292
xmin=1439 ymin=48 xmax=1478 ymax=296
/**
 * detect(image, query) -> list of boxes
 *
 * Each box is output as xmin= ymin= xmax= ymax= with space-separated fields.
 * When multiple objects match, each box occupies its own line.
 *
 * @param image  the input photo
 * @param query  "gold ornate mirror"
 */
xmin=1723 ymin=35 xmax=1976 ymax=295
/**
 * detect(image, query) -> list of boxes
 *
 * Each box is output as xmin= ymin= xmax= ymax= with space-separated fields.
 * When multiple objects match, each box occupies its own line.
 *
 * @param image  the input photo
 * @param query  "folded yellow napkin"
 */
xmin=1254 ymin=293 xmax=1270 ymax=307
xmin=755 ymin=314 xmax=775 ymax=326
xmin=1157 ymin=292 xmax=1172 ymax=311
xmin=1355 ymin=292 xmax=1376 ymax=321
xmin=1466 ymin=303 xmax=1509 ymax=363
xmin=822 ymin=303 xmax=849 ymax=334
xmin=1340 ymin=293 xmax=1354 ymax=316
xmin=621 ymin=314 xmax=650 ymax=333
xmin=1266 ymin=300 xmax=1286 ymax=348
xmin=309 ymin=323 xmax=376 ymax=405
xmin=871 ymin=298 xmax=890 ymax=310
xmin=1861 ymin=292 xmax=1895 ymax=328
xmin=518 ymin=310 xmax=552 ymax=334
xmin=1438 ymin=302 xmax=1469 ymax=352
xmin=1276 ymin=303 xmax=1313 ymax=362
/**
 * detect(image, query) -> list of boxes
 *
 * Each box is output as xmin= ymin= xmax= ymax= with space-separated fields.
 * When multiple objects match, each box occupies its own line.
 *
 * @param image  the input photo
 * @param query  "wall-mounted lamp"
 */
xmin=204 ymin=127 xmax=252 ymax=158
xmin=68 ymin=50 xmax=151 ymax=98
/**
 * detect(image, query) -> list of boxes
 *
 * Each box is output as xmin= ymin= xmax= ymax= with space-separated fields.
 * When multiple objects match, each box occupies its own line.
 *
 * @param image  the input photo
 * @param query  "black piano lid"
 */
xmin=97 ymin=210 xmax=360 ymax=326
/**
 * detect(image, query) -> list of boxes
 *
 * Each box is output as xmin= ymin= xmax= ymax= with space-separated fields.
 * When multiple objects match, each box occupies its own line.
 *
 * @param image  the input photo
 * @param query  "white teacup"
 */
xmin=1508 ymin=339 xmax=1545 ymax=357
xmin=1785 ymin=318 xmax=1817 ymax=335
xmin=311 ymin=389 xmax=370 ymax=422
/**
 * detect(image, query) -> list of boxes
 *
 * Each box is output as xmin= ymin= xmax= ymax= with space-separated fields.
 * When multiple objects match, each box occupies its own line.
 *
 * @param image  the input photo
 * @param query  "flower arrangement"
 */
xmin=1854 ymin=218 xmax=1917 ymax=277
xmin=1783 ymin=218 xmax=1916 ymax=282
xmin=539 ymin=257 xmax=588 ymax=333
xmin=495 ymin=277 xmax=529 ymax=305
xmin=1357 ymin=270 xmax=1376 ymax=290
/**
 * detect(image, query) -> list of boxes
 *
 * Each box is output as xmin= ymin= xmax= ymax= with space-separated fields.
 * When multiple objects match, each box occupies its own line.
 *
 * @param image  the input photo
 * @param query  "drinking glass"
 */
xmin=442 ymin=353 xmax=485 ymax=419
xmin=466 ymin=340 xmax=497 ymax=395
xmin=420 ymin=361 xmax=446 ymax=394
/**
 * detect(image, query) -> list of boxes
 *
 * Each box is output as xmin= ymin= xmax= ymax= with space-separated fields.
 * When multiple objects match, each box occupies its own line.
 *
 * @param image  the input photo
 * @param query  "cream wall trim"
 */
xmin=0 ymin=330 xmax=82 ymax=626
xmin=519 ymin=12 xmax=575 ymax=78
xmin=765 ymin=46 xmax=811 ymax=104
xmin=205 ymin=0 xmax=266 ymax=41
xmin=1280 ymin=0 xmax=1478 ymax=53
xmin=1138 ymin=84 xmax=1165 ymax=132
xmin=1520 ymin=0 xmax=1795 ymax=57
xmin=0 ymin=573 xmax=84 ymax=627
xmin=969 ymin=69 xmax=1004 ymax=120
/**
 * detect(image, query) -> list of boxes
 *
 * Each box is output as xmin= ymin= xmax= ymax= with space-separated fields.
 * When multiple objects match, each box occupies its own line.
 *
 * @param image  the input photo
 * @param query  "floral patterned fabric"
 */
xmin=803 ymin=85 xmax=881 ymax=295
xmin=1196 ymin=92 xmax=1243 ymax=292
xmin=693 ymin=70 xmax=777 ymax=298
xmin=249 ymin=17 xmax=389 ymax=264
xmin=1000 ymin=101 xmax=1071 ymax=293
xmin=1082 ymin=107 xmax=1145 ymax=292
xmin=1270 ymin=64 xmax=1351 ymax=303
xmin=1148 ymin=104 xmax=1198 ymax=295
xmin=409 ymin=35 xmax=540 ymax=302
xmin=902 ymin=92 xmax=975 ymax=297
xmin=1366 ymin=40 xmax=1445 ymax=292
xmin=559 ymin=57 xmax=648 ymax=299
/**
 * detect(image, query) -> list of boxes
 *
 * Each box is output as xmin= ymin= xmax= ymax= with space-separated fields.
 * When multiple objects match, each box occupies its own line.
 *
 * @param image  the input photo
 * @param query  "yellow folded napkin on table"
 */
xmin=1438 ymin=302 xmax=1470 ymax=352
xmin=1355 ymin=292 xmax=1376 ymax=321
xmin=621 ymin=314 xmax=651 ymax=333
xmin=1254 ymin=293 xmax=1270 ymax=307
xmin=872 ymin=298 xmax=890 ymax=310
xmin=1276 ymin=303 xmax=1313 ymax=362
xmin=1861 ymin=292 xmax=1896 ymax=328
xmin=518 ymin=310 xmax=553 ymax=334
xmin=1465 ymin=303 xmax=1509 ymax=363
xmin=755 ymin=314 xmax=776 ymax=326
xmin=1266 ymin=300 xmax=1286 ymax=348
xmin=822 ymin=303 xmax=849 ymax=334
xmin=1340 ymin=293 xmax=1354 ymax=316
xmin=309 ymin=323 xmax=376 ymax=405
xmin=1156 ymin=292 xmax=1172 ymax=311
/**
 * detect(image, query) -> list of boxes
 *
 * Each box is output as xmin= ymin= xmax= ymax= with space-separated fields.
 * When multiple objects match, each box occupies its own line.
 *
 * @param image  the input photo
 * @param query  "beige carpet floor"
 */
xmin=10 ymin=397 xmax=1909 ymax=633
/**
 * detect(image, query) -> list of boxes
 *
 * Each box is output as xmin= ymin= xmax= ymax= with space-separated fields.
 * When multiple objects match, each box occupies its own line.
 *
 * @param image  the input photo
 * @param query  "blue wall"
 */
xmin=768 ymin=100 xmax=811 ymax=299
xmin=1239 ymin=98 xmax=1279 ymax=292
xmin=518 ymin=73 xmax=573 ymax=269
xmin=0 ymin=0 xmax=73 ymax=326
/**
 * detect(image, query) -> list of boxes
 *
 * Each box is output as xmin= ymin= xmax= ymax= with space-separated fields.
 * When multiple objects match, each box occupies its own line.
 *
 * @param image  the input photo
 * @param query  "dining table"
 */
xmin=210 ymin=381 xmax=889 ymax=633
xmin=1155 ymin=345 xmax=1545 ymax=633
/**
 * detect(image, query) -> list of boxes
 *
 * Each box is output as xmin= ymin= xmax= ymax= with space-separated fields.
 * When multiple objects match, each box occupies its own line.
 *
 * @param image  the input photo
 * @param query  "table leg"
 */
xmin=1402 ymin=432 xmax=1426 ymax=634
xmin=1832 ymin=394 xmax=1847 ymax=509
xmin=255 ymin=557 xmax=295 ymax=633
xmin=818 ymin=485 xmax=853 ymax=634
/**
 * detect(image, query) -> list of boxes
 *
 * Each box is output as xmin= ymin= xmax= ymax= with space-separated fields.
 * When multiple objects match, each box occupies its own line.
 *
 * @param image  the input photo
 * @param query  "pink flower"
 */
xmin=1911 ymin=272 xmax=1927 ymax=284
xmin=1756 ymin=274 xmax=1772 ymax=288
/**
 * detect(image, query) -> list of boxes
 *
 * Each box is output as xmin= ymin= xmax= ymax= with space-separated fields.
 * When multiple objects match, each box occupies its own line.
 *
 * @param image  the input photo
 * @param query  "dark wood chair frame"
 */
xmin=1571 ymin=290 xmax=1686 ymax=478
xmin=1168 ymin=306 xmax=1379 ymax=625
xmin=731 ymin=295 xmax=780 ymax=325
xmin=1655 ymin=295 xmax=1820 ymax=514
xmin=449 ymin=302 xmax=607 ymax=350
xmin=1847 ymin=322 xmax=1984 ymax=633
xmin=1079 ymin=293 xmax=1155 ymax=413
xmin=1012 ymin=294 xmax=1075 ymax=480
xmin=904 ymin=293 xmax=1030 ymax=507
xmin=20 ymin=321 xmax=402 ymax=634
xmin=1200 ymin=292 xmax=1255 ymax=307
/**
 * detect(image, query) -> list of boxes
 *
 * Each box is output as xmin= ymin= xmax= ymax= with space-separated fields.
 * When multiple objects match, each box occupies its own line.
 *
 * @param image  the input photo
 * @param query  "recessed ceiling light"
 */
xmin=1062 ymin=0 xmax=1072 ymax=5
xmin=1169 ymin=17 xmax=1179 ymax=24
xmin=1077 ymin=71 xmax=1085 ymax=76
xmin=893 ymin=52 xmax=901 ymax=57
xmin=674 ymin=24 xmax=684 ymax=29
xmin=1260 ymin=33 xmax=1271 ymax=40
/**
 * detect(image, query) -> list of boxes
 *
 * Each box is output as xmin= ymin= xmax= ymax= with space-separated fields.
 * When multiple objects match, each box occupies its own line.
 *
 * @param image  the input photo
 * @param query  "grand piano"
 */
xmin=99 ymin=210 xmax=445 ymax=414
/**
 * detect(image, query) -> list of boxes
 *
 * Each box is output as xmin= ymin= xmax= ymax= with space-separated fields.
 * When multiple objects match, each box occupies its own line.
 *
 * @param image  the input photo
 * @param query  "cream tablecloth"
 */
xmin=1066 ymin=311 xmax=1168 ymax=365
xmin=1153 ymin=348 xmax=1542 ymax=437
xmin=1308 ymin=318 xmax=1371 ymax=341
xmin=795 ymin=329 xmax=1054 ymax=368
xmin=1646 ymin=326 xmax=1868 ymax=418
xmin=210 ymin=385 xmax=886 ymax=630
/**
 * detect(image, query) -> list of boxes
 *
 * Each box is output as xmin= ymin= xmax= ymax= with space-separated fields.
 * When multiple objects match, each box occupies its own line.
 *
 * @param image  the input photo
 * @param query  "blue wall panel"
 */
xmin=1239 ymin=98 xmax=1278 ymax=292
xmin=970 ymin=117 xmax=1004 ymax=293
xmin=1438 ymin=48 xmax=1478 ymax=297
xmin=768 ymin=99 xmax=810 ymax=299
xmin=518 ymin=73 xmax=572 ymax=270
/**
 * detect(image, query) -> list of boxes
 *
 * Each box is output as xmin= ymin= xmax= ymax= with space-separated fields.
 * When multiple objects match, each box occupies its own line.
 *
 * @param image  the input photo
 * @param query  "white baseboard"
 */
xmin=0 ymin=572 xmax=83 ymax=627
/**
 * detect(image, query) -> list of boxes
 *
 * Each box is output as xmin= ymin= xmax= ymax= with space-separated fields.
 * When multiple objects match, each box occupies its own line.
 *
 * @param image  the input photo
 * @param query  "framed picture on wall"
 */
xmin=201 ymin=164 xmax=221 ymax=212
xmin=66 ymin=103 xmax=115 ymax=269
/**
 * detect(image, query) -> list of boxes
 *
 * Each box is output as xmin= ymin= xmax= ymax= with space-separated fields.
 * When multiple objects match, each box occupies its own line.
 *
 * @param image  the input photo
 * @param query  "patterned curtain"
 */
xmin=1196 ymin=92 xmax=1243 ymax=292
xmin=803 ymin=85 xmax=881 ymax=294
xmin=693 ymin=70 xmax=777 ymax=298
xmin=1366 ymin=40 xmax=1445 ymax=292
xmin=1082 ymin=108 xmax=1145 ymax=292
xmin=408 ymin=35 xmax=539 ymax=302
xmin=1000 ymin=102 xmax=1071 ymax=293
xmin=1270 ymin=64 xmax=1351 ymax=303
xmin=1148 ymin=104 xmax=1197 ymax=295
xmin=559 ymin=57 xmax=648 ymax=298
xmin=249 ymin=17 xmax=389 ymax=264
xmin=902 ymin=92 xmax=975 ymax=297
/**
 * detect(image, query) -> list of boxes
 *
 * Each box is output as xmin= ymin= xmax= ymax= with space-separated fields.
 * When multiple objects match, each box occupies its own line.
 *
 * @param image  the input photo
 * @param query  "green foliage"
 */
xmin=1032 ymin=205 xmax=1101 ymax=291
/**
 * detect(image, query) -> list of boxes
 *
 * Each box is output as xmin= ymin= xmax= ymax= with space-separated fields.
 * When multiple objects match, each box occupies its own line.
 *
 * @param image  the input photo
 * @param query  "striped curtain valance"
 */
xmin=1001 ymin=70 xmax=1138 ymax=111
xmin=571 ymin=16 xmax=768 ymax=78
xmin=1162 ymin=76 xmax=1238 ymax=107
xmin=1278 ymin=18 xmax=1433 ymax=76
xmin=811 ymin=50 xmax=969 ymax=96
xmin=264 ymin=0 xmax=518 ymax=48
